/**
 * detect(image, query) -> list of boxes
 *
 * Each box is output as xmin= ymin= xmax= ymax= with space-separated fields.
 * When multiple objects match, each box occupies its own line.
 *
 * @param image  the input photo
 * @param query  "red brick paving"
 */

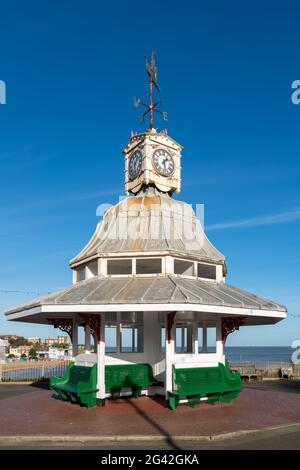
xmin=1 ymin=387 xmax=300 ymax=437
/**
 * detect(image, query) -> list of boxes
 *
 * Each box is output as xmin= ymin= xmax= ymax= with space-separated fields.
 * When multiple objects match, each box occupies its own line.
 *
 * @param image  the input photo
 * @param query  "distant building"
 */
xmin=35 ymin=350 xmax=49 ymax=359
xmin=28 ymin=337 xmax=41 ymax=345
xmin=45 ymin=336 xmax=68 ymax=346
xmin=0 ymin=334 xmax=18 ymax=341
xmin=57 ymin=336 xmax=68 ymax=345
xmin=48 ymin=347 xmax=69 ymax=360
xmin=44 ymin=337 xmax=56 ymax=346
xmin=0 ymin=339 xmax=9 ymax=363
xmin=9 ymin=345 xmax=31 ymax=357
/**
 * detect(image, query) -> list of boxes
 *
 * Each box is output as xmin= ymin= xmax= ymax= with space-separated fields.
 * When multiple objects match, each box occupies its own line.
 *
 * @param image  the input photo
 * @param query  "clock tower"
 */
xmin=123 ymin=51 xmax=183 ymax=195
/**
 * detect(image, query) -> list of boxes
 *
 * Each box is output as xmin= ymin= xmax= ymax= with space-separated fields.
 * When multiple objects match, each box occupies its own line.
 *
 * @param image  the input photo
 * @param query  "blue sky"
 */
xmin=0 ymin=0 xmax=299 ymax=346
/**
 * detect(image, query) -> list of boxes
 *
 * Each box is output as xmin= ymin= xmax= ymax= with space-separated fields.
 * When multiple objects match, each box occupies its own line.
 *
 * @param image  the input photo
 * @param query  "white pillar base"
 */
xmin=165 ymin=312 xmax=176 ymax=399
xmin=97 ymin=313 xmax=106 ymax=402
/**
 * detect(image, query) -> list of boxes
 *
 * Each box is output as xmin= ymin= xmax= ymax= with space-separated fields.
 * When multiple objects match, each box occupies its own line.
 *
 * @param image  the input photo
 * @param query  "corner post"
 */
xmin=193 ymin=316 xmax=199 ymax=354
xmin=84 ymin=325 xmax=91 ymax=354
xmin=96 ymin=313 xmax=106 ymax=406
xmin=165 ymin=312 xmax=176 ymax=398
xmin=216 ymin=317 xmax=224 ymax=363
xmin=72 ymin=316 xmax=78 ymax=358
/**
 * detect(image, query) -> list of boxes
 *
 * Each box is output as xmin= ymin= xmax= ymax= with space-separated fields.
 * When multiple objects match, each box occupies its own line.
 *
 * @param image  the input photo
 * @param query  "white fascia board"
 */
xmin=6 ymin=303 xmax=286 ymax=321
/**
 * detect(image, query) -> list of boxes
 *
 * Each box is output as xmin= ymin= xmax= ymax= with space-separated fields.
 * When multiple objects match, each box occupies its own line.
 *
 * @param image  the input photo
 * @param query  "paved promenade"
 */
xmin=0 ymin=380 xmax=300 ymax=444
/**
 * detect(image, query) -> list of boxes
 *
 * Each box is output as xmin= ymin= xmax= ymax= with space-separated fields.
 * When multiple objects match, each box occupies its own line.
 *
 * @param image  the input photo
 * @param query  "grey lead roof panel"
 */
xmin=69 ymin=189 xmax=226 ymax=266
xmin=5 ymin=275 xmax=287 ymax=315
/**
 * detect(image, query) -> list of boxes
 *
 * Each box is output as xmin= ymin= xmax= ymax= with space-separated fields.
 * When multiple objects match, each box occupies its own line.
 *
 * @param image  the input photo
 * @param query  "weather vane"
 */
xmin=134 ymin=50 xmax=168 ymax=130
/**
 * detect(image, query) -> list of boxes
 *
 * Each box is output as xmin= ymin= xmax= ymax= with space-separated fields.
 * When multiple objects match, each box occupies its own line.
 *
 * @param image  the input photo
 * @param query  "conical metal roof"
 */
xmin=70 ymin=187 xmax=225 ymax=268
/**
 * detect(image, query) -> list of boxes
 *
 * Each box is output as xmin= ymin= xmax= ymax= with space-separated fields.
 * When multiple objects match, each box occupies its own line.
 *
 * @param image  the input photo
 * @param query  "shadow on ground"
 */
xmin=30 ymin=378 xmax=51 ymax=390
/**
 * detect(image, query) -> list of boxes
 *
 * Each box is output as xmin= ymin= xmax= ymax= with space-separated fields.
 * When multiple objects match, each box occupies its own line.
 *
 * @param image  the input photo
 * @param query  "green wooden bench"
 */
xmin=105 ymin=363 xmax=163 ymax=398
xmin=168 ymin=362 xmax=242 ymax=410
xmin=50 ymin=363 xmax=98 ymax=408
xmin=50 ymin=363 xmax=162 ymax=408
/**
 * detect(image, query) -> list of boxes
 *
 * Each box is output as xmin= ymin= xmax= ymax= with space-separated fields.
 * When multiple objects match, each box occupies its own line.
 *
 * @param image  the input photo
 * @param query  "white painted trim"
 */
xmin=5 ymin=302 xmax=285 ymax=321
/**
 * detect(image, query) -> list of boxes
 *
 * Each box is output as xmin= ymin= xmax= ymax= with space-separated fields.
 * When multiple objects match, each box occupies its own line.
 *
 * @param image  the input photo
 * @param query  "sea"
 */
xmin=106 ymin=346 xmax=297 ymax=368
xmin=224 ymin=346 xmax=296 ymax=368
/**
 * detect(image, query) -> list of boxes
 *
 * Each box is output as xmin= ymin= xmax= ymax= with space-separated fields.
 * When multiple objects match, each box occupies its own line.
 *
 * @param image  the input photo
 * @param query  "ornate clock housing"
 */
xmin=123 ymin=130 xmax=182 ymax=195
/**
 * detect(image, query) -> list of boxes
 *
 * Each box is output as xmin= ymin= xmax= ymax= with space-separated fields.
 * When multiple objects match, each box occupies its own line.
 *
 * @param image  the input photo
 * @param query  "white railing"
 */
xmin=0 ymin=360 xmax=70 ymax=382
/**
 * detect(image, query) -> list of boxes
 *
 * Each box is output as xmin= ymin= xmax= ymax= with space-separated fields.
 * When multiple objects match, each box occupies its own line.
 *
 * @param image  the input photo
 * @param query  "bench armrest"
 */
xmin=50 ymin=362 xmax=74 ymax=387
xmin=51 ymin=376 xmax=67 ymax=386
xmin=222 ymin=363 xmax=241 ymax=381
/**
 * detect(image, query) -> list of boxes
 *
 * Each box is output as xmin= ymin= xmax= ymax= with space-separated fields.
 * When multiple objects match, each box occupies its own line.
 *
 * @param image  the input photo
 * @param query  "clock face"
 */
xmin=128 ymin=150 xmax=142 ymax=180
xmin=152 ymin=149 xmax=175 ymax=177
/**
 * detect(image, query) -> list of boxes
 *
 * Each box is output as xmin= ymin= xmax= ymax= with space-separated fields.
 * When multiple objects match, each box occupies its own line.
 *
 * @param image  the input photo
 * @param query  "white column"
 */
xmin=97 ymin=313 xmax=106 ymax=405
xmin=132 ymin=259 xmax=136 ymax=275
xmin=116 ymin=312 xmax=121 ymax=353
xmin=164 ymin=256 xmax=174 ymax=275
xmin=165 ymin=312 xmax=176 ymax=398
xmin=216 ymin=317 xmax=224 ymax=363
xmin=98 ymin=258 xmax=107 ymax=277
xmin=193 ymin=317 xmax=198 ymax=354
xmin=72 ymin=317 xmax=78 ymax=359
xmin=216 ymin=265 xmax=223 ymax=282
xmin=84 ymin=325 xmax=91 ymax=354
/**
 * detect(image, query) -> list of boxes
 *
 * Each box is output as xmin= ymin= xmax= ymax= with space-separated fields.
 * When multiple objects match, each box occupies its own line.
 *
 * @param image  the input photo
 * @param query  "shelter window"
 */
xmin=197 ymin=263 xmax=216 ymax=280
xmin=87 ymin=260 xmax=98 ymax=277
xmin=120 ymin=312 xmax=143 ymax=353
xmin=105 ymin=326 xmax=117 ymax=353
xmin=175 ymin=323 xmax=193 ymax=353
xmin=198 ymin=321 xmax=216 ymax=353
xmin=76 ymin=268 xmax=85 ymax=282
xmin=174 ymin=259 xmax=194 ymax=276
xmin=136 ymin=258 xmax=162 ymax=275
xmin=207 ymin=324 xmax=217 ymax=353
xmin=198 ymin=324 xmax=203 ymax=353
xmin=160 ymin=326 xmax=166 ymax=352
xmin=107 ymin=259 xmax=132 ymax=275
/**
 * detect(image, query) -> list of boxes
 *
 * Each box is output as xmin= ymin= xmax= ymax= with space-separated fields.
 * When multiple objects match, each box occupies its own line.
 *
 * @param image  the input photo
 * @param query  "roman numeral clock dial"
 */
xmin=128 ymin=150 xmax=142 ymax=180
xmin=152 ymin=149 xmax=174 ymax=177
